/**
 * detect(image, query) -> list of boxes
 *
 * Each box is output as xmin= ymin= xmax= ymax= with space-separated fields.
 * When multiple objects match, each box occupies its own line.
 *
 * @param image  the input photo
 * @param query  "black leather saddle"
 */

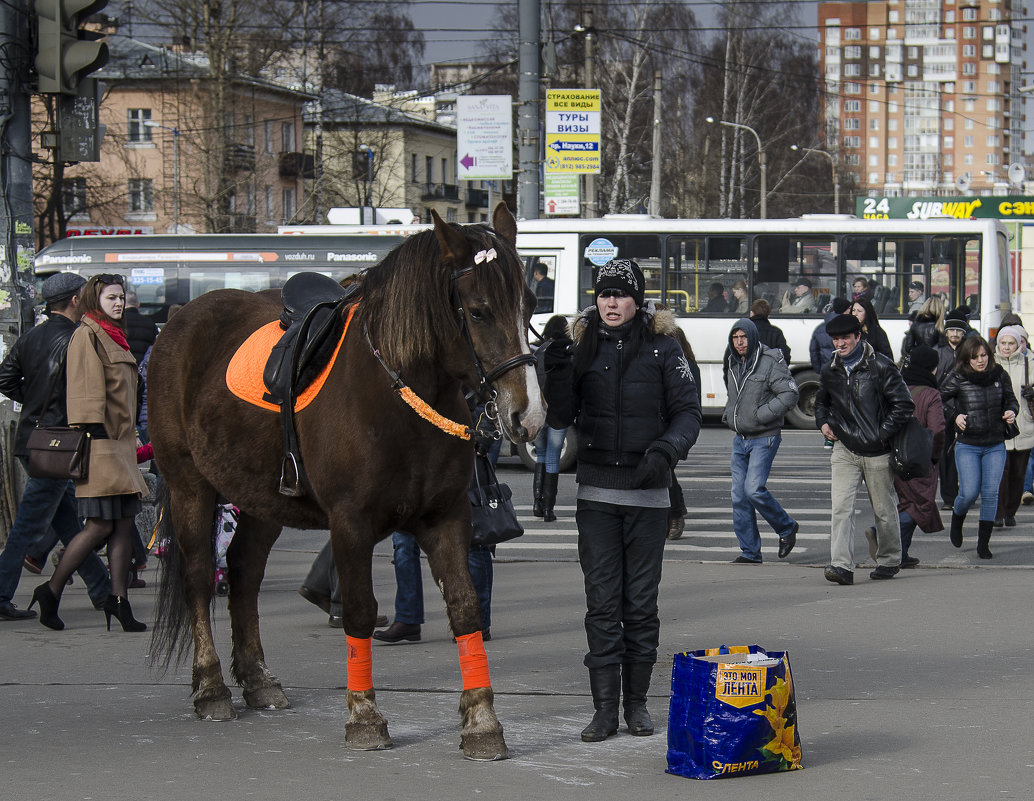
xmin=262 ymin=272 xmax=361 ymax=496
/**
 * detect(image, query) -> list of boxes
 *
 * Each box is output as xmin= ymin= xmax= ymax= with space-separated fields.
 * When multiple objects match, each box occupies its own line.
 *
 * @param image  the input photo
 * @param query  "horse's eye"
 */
xmin=469 ymin=307 xmax=489 ymax=323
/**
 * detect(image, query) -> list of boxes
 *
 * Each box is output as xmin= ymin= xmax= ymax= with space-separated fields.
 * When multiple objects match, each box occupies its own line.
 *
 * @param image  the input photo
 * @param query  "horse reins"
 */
xmin=364 ymin=241 xmax=535 ymax=442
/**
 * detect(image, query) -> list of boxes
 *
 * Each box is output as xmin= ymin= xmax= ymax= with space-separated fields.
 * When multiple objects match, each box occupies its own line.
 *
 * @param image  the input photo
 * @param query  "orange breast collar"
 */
xmin=225 ymin=304 xmax=356 ymax=412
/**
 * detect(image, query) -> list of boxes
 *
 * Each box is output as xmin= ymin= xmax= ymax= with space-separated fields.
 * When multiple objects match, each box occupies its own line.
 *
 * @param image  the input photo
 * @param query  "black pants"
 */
xmin=997 ymin=449 xmax=1031 ymax=519
xmin=576 ymin=500 xmax=667 ymax=669
xmin=940 ymin=430 xmax=958 ymax=507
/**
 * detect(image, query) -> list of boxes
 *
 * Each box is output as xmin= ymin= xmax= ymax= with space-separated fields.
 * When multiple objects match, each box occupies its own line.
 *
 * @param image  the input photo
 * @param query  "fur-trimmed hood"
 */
xmin=572 ymin=301 xmax=680 ymax=346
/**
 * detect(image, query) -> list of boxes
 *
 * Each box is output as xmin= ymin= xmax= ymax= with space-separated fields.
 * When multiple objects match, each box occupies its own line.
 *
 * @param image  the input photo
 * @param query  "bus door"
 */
xmin=522 ymin=252 xmax=561 ymax=316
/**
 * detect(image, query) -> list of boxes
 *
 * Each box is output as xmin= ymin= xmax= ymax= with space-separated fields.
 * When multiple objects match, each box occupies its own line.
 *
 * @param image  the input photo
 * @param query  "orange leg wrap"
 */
xmin=346 ymin=635 xmax=373 ymax=692
xmin=456 ymin=631 xmax=492 ymax=690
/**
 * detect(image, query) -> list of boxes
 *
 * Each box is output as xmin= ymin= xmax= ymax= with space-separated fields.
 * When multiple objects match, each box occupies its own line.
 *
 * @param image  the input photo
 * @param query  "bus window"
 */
xmin=930 ymin=235 xmax=981 ymax=314
xmin=579 ymin=234 xmax=662 ymax=307
xmin=525 ymin=255 xmax=557 ymax=314
xmin=187 ymin=270 xmax=273 ymax=301
xmin=843 ymin=235 xmax=923 ymax=317
xmin=128 ymin=267 xmax=168 ymax=316
xmin=755 ymin=236 xmax=837 ymax=316
xmin=665 ymin=236 xmax=746 ymax=315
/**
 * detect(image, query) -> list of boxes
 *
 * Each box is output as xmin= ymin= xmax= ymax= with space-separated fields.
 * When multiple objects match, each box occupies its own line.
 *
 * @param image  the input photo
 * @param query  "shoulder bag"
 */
xmin=1022 ymin=356 xmax=1034 ymax=420
xmin=468 ymin=449 xmax=523 ymax=547
xmin=26 ymin=351 xmax=90 ymax=481
xmin=889 ymin=390 xmax=933 ymax=482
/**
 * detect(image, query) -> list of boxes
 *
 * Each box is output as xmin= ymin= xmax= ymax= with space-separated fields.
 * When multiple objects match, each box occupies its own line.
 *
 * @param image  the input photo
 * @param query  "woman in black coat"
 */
xmin=851 ymin=296 xmax=894 ymax=360
xmin=940 ymin=336 xmax=1018 ymax=559
xmin=531 ymin=315 xmax=574 ymax=522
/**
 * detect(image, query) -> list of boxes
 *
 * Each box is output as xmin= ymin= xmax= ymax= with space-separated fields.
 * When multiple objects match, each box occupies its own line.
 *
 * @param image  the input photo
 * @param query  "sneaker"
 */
xmin=823 ymin=439 xmax=835 ymax=450
xmin=22 ymin=555 xmax=44 ymax=575
xmin=870 ymin=565 xmax=900 ymax=580
xmin=864 ymin=527 xmax=878 ymax=562
xmin=900 ymin=555 xmax=920 ymax=568
xmin=1022 ymin=491 xmax=1034 ymax=506
xmin=731 ymin=555 xmax=762 ymax=565
xmin=824 ymin=565 xmax=854 ymax=585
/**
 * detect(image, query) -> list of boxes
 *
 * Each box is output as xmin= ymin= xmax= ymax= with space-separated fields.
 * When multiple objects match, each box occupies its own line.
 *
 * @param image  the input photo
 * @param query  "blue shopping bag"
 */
xmin=666 ymin=644 xmax=803 ymax=780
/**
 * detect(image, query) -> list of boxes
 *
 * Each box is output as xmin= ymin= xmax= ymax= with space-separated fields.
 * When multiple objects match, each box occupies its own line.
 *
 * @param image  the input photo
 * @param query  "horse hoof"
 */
xmin=195 ymin=697 xmax=237 ymax=721
xmin=461 ymin=732 xmax=510 ymax=761
xmin=244 ymin=685 xmax=290 ymax=710
xmin=345 ymin=721 xmax=393 ymax=751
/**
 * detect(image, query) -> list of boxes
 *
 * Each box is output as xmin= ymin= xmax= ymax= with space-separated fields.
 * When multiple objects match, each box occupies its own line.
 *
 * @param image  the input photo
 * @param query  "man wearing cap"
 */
xmin=570 ymin=258 xmax=701 ymax=743
xmin=815 ymin=313 xmax=914 ymax=585
xmin=724 ymin=318 xmax=800 ymax=564
xmin=907 ymin=281 xmax=926 ymax=314
xmin=780 ymin=277 xmax=817 ymax=314
xmin=0 ymin=273 xmax=111 ymax=620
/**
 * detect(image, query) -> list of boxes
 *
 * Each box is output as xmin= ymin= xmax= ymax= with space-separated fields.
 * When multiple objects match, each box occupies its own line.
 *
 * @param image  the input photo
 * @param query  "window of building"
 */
xmin=264 ymin=121 xmax=273 ymax=154
xmin=869 ymin=64 xmax=881 ymax=77
xmin=282 ymin=188 xmax=295 ymax=222
xmin=845 ymin=154 xmax=861 ymax=166
xmin=987 ymin=135 xmax=1000 ymax=147
xmin=888 ymin=119 xmax=898 ymax=131
xmin=845 ymin=27 xmax=861 ymax=40
xmin=128 ymin=178 xmax=153 ymax=213
xmin=870 ymin=119 xmax=880 ymax=130
xmin=986 ymin=80 xmax=1001 ymax=92
xmin=870 ymin=82 xmax=882 ymax=94
xmin=889 ymin=10 xmax=899 ymax=22
xmin=869 ymin=136 xmax=880 ymax=148
xmin=963 ymin=98 xmax=976 ymax=111
xmin=868 ymin=171 xmax=880 ymax=183
xmin=844 ymin=117 xmax=861 ymax=130
xmin=869 ymin=154 xmax=879 ymax=166
xmin=869 ymin=46 xmax=881 ymax=58
xmin=888 ymin=154 xmax=898 ymax=166
xmin=962 ymin=62 xmax=976 ymax=75
xmin=867 ymin=100 xmax=880 ymax=112
xmin=441 ymin=157 xmax=449 ymax=185
xmin=989 ymin=9 xmax=1000 ymax=20
xmin=846 ymin=100 xmax=862 ymax=112
xmin=281 ymin=122 xmax=295 ymax=152
xmin=964 ymin=135 xmax=974 ymax=147
xmin=844 ymin=135 xmax=861 ymax=148
xmin=986 ymin=98 xmax=1001 ymax=111
xmin=945 ymin=99 xmax=955 ymax=112
xmin=983 ymin=44 xmax=995 ymax=57
xmin=62 ymin=178 xmax=87 ymax=218
xmin=945 ymin=11 xmax=955 ymax=22
xmin=986 ymin=63 xmax=1000 ymax=74
xmin=127 ymin=109 xmax=152 ymax=143
xmin=410 ymin=153 xmax=418 ymax=182
xmin=888 ymin=136 xmax=898 ymax=148
xmin=245 ymin=184 xmax=255 ymax=216
xmin=964 ymin=153 xmax=973 ymax=165
xmin=963 ymin=8 xmax=977 ymax=21
xmin=265 ymin=185 xmax=274 ymax=219
xmin=243 ymin=115 xmax=254 ymax=147
xmin=845 ymin=82 xmax=861 ymax=94
xmin=964 ymin=118 xmax=974 ymax=130
xmin=845 ymin=63 xmax=861 ymax=76
xmin=869 ymin=27 xmax=881 ymax=39
xmin=982 ymin=25 xmax=994 ymax=39
xmin=986 ymin=117 xmax=998 ymax=129
xmin=962 ymin=44 xmax=977 ymax=57
xmin=945 ymin=136 xmax=955 ymax=148
xmin=945 ymin=154 xmax=953 ymax=166
xmin=908 ymin=64 xmax=919 ymax=77
xmin=963 ymin=26 xmax=976 ymax=38
xmin=426 ymin=156 xmax=434 ymax=184
xmin=845 ymin=45 xmax=861 ymax=58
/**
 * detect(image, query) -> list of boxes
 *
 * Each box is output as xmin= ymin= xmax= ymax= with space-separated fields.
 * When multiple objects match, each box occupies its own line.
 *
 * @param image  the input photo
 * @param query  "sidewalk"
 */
xmin=1 ymin=536 xmax=1030 ymax=800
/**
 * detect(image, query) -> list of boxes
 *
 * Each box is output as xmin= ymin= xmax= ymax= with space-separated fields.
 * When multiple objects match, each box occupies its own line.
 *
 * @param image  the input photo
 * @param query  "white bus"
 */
xmin=282 ymin=215 xmax=1013 ymax=429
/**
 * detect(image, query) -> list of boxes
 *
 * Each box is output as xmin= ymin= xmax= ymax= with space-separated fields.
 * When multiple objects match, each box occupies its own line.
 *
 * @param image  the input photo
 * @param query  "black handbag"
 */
xmin=468 ymin=450 xmax=523 ymax=547
xmin=25 ymin=352 xmax=90 ymax=481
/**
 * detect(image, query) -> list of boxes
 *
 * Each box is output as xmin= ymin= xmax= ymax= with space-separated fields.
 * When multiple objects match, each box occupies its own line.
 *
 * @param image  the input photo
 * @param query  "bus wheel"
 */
xmin=517 ymin=430 xmax=578 ymax=472
xmin=785 ymin=370 xmax=821 ymax=430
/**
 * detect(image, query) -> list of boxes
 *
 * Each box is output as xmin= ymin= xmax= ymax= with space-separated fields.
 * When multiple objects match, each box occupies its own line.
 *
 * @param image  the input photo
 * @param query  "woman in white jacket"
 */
xmin=994 ymin=324 xmax=1034 ymax=526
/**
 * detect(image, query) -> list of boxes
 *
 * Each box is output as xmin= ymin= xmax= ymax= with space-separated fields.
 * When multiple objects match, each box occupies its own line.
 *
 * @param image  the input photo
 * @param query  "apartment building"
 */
xmin=818 ymin=0 xmax=1027 ymax=197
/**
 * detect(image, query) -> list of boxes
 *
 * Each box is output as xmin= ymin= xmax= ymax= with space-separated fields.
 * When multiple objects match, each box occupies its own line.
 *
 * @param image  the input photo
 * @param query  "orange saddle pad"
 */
xmin=225 ymin=304 xmax=355 ymax=412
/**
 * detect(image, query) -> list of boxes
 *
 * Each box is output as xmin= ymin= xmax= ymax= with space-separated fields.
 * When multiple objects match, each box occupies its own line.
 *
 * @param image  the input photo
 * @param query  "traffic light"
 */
xmin=34 ymin=0 xmax=109 ymax=95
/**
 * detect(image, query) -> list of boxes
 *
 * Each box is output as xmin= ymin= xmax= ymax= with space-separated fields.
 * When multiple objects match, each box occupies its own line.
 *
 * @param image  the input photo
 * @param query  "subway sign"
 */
xmin=858 ymin=196 xmax=1034 ymax=220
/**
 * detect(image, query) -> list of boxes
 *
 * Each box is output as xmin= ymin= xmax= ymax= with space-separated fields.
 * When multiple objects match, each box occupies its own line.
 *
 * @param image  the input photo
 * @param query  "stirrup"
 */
xmin=278 ymin=454 xmax=305 ymax=497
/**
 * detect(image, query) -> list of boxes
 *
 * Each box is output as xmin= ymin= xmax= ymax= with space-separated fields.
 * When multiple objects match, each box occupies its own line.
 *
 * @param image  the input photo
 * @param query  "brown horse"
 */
xmin=148 ymin=204 xmax=543 ymax=760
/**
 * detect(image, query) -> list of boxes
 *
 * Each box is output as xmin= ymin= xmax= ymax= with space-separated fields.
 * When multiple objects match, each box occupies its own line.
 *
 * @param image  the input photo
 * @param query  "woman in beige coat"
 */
xmin=31 ymin=274 xmax=149 ymax=632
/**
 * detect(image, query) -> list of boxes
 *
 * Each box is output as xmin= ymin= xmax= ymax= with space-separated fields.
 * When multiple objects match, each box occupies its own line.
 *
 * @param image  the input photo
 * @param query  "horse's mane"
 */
xmin=358 ymin=222 xmax=527 ymax=371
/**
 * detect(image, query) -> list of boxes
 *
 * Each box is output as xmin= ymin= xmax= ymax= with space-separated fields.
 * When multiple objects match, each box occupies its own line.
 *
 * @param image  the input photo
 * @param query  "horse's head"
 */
xmin=431 ymin=204 xmax=545 ymax=443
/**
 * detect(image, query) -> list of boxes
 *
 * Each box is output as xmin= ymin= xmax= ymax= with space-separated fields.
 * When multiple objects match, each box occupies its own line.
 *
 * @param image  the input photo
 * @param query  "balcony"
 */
xmin=422 ymin=183 xmax=460 ymax=201
xmin=224 ymin=143 xmax=256 ymax=174
xmin=465 ymin=188 xmax=489 ymax=208
xmin=279 ymin=151 xmax=316 ymax=179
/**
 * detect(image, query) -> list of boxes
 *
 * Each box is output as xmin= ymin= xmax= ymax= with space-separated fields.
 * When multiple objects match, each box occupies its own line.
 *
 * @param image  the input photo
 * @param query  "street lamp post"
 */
xmin=358 ymin=144 xmax=374 ymax=224
xmin=706 ymin=116 xmax=767 ymax=219
xmin=143 ymin=118 xmax=179 ymax=233
xmin=791 ymin=144 xmax=839 ymax=214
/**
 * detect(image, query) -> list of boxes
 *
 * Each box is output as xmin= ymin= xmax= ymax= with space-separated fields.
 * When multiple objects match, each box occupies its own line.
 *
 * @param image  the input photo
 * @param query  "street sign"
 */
xmin=544 ymin=174 xmax=579 ymax=216
xmin=544 ymin=89 xmax=600 ymax=174
xmin=456 ymin=95 xmax=513 ymax=180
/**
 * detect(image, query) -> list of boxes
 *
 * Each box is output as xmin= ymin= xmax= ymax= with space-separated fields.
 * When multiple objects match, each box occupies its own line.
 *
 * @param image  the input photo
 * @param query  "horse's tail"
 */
xmin=148 ymin=480 xmax=193 ymax=675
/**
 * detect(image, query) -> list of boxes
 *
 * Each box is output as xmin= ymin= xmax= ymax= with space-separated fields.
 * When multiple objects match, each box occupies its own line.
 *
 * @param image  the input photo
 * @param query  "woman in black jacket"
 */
xmin=851 ymin=296 xmax=894 ymax=360
xmin=570 ymin=259 xmax=701 ymax=744
xmin=901 ymin=296 xmax=946 ymax=362
xmin=940 ymin=336 xmax=1018 ymax=559
xmin=531 ymin=315 xmax=574 ymax=522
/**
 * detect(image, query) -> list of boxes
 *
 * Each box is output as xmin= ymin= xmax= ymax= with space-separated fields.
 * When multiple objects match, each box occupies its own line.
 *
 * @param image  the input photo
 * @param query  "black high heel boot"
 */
xmin=541 ymin=472 xmax=559 ymax=522
xmin=532 ymin=463 xmax=545 ymax=517
xmin=103 ymin=595 xmax=147 ymax=632
xmin=29 ymin=583 xmax=64 ymax=631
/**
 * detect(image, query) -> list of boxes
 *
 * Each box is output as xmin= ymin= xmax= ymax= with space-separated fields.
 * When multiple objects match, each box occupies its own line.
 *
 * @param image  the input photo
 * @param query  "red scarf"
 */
xmin=87 ymin=311 xmax=130 ymax=352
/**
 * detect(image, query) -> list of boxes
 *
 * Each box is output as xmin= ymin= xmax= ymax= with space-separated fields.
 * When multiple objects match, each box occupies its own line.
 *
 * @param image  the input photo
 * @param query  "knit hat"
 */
xmin=831 ymin=297 xmax=851 ymax=315
xmin=825 ymin=313 xmax=861 ymax=336
xmin=594 ymin=258 xmax=645 ymax=307
xmin=997 ymin=325 xmax=1028 ymax=347
xmin=909 ymin=345 xmax=939 ymax=372
xmin=944 ymin=306 xmax=971 ymax=332
xmin=40 ymin=272 xmax=87 ymax=303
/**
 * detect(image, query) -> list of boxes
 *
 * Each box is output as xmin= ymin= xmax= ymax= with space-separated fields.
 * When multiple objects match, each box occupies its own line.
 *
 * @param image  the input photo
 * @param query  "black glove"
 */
xmin=631 ymin=449 xmax=671 ymax=489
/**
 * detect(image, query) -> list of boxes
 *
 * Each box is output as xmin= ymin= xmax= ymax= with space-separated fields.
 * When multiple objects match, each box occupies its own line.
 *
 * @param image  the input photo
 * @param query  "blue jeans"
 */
xmin=1024 ymin=452 xmax=1034 ymax=494
xmin=390 ymin=532 xmax=493 ymax=630
xmin=534 ymin=426 xmax=568 ymax=473
xmin=0 ymin=463 xmax=110 ymax=606
xmin=730 ymin=433 xmax=795 ymax=561
xmin=954 ymin=441 xmax=1008 ymax=521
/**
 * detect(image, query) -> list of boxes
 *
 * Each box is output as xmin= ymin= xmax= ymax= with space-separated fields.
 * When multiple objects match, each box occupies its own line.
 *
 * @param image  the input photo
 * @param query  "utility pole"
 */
xmin=516 ymin=0 xmax=540 ymax=220
xmin=582 ymin=8 xmax=596 ymax=218
xmin=0 ymin=0 xmax=38 ymax=537
xmin=648 ymin=70 xmax=662 ymax=217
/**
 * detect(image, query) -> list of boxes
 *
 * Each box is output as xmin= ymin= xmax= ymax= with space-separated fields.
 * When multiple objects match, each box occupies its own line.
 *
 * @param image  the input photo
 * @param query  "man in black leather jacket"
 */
xmin=815 ymin=313 xmax=914 ymax=586
xmin=0 ymin=273 xmax=110 ymax=620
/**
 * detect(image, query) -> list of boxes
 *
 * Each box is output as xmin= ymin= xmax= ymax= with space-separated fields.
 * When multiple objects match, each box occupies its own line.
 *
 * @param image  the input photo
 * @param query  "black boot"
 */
xmin=976 ymin=519 xmax=994 ymax=559
xmin=29 ymin=583 xmax=64 ymax=631
xmin=103 ymin=595 xmax=147 ymax=632
xmin=532 ymin=463 xmax=545 ymax=517
xmin=622 ymin=662 xmax=655 ymax=736
xmin=581 ymin=666 xmax=620 ymax=742
xmin=949 ymin=511 xmax=966 ymax=548
xmin=541 ymin=472 xmax=559 ymax=523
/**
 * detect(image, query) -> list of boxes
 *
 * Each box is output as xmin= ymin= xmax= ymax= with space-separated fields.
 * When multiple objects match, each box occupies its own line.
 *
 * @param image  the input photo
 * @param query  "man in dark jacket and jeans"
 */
xmin=724 ymin=319 xmax=800 ymax=564
xmin=815 ymin=313 xmax=914 ymax=585
xmin=0 ymin=273 xmax=110 ymax=620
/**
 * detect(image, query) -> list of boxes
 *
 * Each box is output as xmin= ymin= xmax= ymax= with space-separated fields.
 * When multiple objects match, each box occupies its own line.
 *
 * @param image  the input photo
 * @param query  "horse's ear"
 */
xmin=491 ymin=202 xmax=517 ymax=247
xmin=431 ymin=209 xmax=470 ymax=268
